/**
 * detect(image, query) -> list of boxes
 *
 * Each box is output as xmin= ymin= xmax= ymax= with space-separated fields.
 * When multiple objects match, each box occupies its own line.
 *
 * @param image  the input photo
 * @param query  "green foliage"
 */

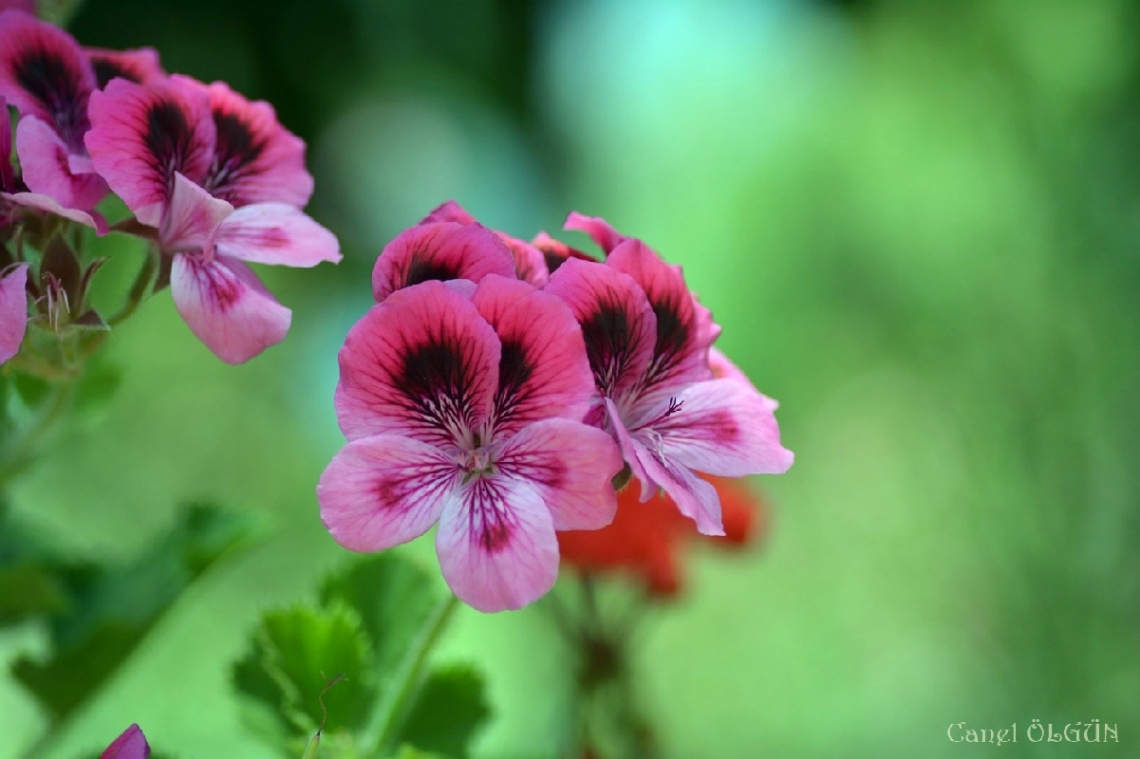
xmin=396 ymin=665 xmax=490 ymax=759
xmin=9 ymin=503 xmax=254 ymax=722
xmin=233 ymin=605 xmax=377 ymax=738
xmin=234 ymin=554 xmax=490 ymax=758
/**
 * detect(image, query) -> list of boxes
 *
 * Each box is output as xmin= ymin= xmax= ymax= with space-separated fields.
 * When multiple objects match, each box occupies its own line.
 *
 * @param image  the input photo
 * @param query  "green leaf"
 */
xmin=396 ymin=664 xmax=490 ymax=759
xmin=318 ymin=554 xmax=442 ymax=678
xmin=11 ymin=503 xmax=254 ymax=721
xmin=0 ymin=563 xmax=70 ymax=622
xmin=233 ymin=605 xmax=377 ymax=742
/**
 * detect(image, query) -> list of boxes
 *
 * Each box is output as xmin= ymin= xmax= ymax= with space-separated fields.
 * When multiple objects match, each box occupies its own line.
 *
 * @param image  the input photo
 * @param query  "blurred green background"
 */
xmin=4 ymin=0 xmax=1140 ymax=755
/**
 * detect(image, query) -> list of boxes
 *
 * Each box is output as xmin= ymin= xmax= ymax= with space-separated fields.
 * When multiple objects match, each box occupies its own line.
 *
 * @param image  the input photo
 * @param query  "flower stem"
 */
xmin=368 ymin=592 xmax=460 ymax=757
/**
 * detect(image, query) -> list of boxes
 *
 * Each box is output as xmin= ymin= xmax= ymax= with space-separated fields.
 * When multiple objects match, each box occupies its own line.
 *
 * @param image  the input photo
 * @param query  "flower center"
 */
xmin=459 ymin=446 xmax=497 ymax=484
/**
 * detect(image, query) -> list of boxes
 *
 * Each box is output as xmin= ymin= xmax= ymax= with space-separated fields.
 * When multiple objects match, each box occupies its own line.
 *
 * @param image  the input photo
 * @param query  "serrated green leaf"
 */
xmin=318 ymin=554 xmax=442 ymax=678
xmin=11 ymin=503 xmax=254 ymax=721
xmin=233 ymin=605 xmax=378 ymax=742
xmin=397 ymin=665 xmax=490 ymax=759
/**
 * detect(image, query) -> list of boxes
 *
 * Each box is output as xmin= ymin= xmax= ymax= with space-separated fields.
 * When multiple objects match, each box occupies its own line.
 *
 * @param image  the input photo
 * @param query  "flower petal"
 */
xmin=100 ymin=723 xmax=150 ymax=759
xmin=174 ymin=76 xmax=313 ymax=207
xmin=371 ymin=221 xmax=516 ymax=302
xmin=495 ymin=233 xmax=548 ymax=287
xmin=497 ymin=418 xmax=622 ymax=531
xmin=0 ymin=263 xmax=29 ymax=364
xmin=421 ymin=199 xmax=476 ymax=224
xmin=212 ymin=202 xmax=341 ymax=267
xmin=0 ymin=11 xmax=94 ymax=150
xmin=544 ymin=257 xmax=656 ymax=400
xmin=335 ymin=280 xmax=500 ymax=445
xmin=629 ymin=433 xmax=724 ymax=536
xmin=85 ymin=47 xmax=165 ymax=89
xmin=472 ymin=275 xmax=596 ymax=434
xmin=15 ymin=114 xmax=107 ymax=210
xmin=564 ymin=211 xmax=627 ymax=254
xmin=0 ymin=95 xmax=13 ymax=191
xmin=604 ymin=396 xmax=655 ymax=497
xmin=160 ymin=171 xmax=233 ymax=253
xmin=419 ymin=201 xmax=548 ymax=285
xmin=531 ymin=230 xmax=595 ymax=275
xmin=436 ymin=476 xmax=558 ymax=612
xmin=606 ymin=238 xmax=710 ymax=390
xmin=1 ymin=190 xmax=107 ymax=233
xmin=318 ymin=434 xmax=458 ymax=552
xmin=85 ymin=77 xmax=215 ymax=226
xmin=648 ymin=378 xmax=793 ymax=476
xmin=170 ymin=254 xmax=291 ymax=364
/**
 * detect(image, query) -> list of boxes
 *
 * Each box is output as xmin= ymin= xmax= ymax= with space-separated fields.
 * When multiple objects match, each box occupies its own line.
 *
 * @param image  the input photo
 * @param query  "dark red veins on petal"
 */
xmin=493 ymin=338 xmax=535 ymax=424
xmin=202 ymin=110 xmax=265 ymax=201
xmin=466 ymin=478 xmax=514 ymax=553
xmin=144 ymin=99 xmax=196 ymax=196
xmin=13 ymin=49 xmax=89 ymax=148
xmin=580 ymin=299 xmax=636 ymax=395
xmin=647 ymin=290 xmax=691 ymax=383
xmin=395 ymin=336 xmax=480 ymax=437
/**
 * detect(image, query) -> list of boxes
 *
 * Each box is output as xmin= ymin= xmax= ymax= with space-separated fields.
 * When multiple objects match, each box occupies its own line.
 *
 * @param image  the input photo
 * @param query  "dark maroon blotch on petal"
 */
xmin=405 ymin=253 xmax=460 ymax=288
xmin=580 ymin=299 xmax=636 ymax=393
xmin=13 ymin=49 xmax=88 ymax=148
xmin=91 ymin=59 xmax=135 ymax=88
xmin=204 ymin=110 xmax=265 ymax=197
xmin=144 ymin=99 xmax=195 ymax=192
xmin=494 ymin=338 xmax=535 ymax=419
xmin=648 ymin=291 xmax=691 ymax=379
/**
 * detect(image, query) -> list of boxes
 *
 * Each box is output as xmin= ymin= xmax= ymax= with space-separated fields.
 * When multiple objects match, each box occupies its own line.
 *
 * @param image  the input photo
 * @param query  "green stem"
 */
xmin=0 ymin=378 xmax=76 ymax=490
xmin=369 ymin=593 xmax=460 ymax=757
xmin=108 ymin=250 xmax=159 ymax=328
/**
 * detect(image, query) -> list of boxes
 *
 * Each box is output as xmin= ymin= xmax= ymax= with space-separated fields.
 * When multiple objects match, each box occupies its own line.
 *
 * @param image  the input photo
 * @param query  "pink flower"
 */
xmin=1 ymin=95 xmax=105 ymax=231
xmin=84 ymin=46 xmax=164 ymax=90
xmin=546 ymin=216 xmax=793 ymax=535
xmin=0 ymin=262 xmax=29 ymax=365
xmin=0 ymin=10 xmax=108 ymax=212
xmin=319 ymin=277 xmax=623 ymax=612
xmin=371 ymin=218 xmax=516 ymax=303
xmin=100 ymin=724 xmax=150 ymax=759
xmin=422 ymin=200 xmax=550 ymax=286
xmin=84 ymin=75 xmax=339 ymax=363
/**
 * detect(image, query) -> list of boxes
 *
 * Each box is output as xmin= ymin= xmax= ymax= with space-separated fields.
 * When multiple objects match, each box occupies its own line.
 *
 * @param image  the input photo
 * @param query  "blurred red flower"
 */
xmin=557 ymin=475 xmax=767 ymax=598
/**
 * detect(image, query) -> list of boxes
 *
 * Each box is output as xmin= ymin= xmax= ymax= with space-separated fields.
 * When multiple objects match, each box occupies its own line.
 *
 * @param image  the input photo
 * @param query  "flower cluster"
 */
xmin=319 ymin=201 xmax=793 ymax=612
xmin=0 ymin=10 xmax=339 ymax=366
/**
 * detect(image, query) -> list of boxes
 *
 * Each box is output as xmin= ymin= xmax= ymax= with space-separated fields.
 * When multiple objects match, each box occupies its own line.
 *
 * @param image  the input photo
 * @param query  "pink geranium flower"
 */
xmin=319 ymin=277 xmax=623 ymax=612
xmin=100 ymin=723 xmax=150 ymax=759
xmin=84 ymin=75 xmax=339 ymax=363
xmin=546 ymin=216 xmax=793 ymax=535
xmin=422 ymin=200 xmax=551 ymax=286
xmin=1 ymin=95 xmax=105 ymax=232
xmin=0 ymin=262 xmax=29 ymax=365
xmin=371 ymin=218 xmax=516 ymax=303
xmin=0 ymin=10 xmax=108 ymax=212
